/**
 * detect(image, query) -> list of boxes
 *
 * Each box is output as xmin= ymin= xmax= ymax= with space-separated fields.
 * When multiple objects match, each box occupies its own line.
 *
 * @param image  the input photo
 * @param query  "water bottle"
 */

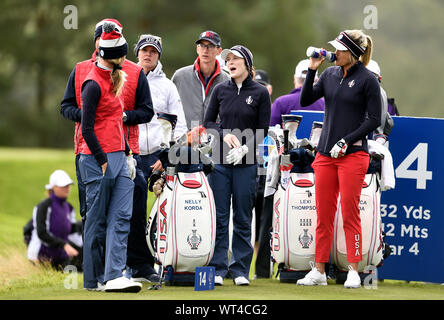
xmin=306 ymin=46 xmax=336 ymax=62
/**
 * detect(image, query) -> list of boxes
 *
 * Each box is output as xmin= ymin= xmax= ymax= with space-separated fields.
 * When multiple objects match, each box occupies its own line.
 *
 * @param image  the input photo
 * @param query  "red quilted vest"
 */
xmin=79 ymin=64 xmax=125 ymax=154
xmin=73 ymin=53 xmax=96 ymax=154
xmin=121 ymin=59 xmax=143 ymax=154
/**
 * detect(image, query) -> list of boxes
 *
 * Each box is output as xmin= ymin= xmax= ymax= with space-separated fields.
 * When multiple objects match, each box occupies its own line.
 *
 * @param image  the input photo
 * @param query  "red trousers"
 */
xmin=311 ymin=151 xmax=369 ymax=264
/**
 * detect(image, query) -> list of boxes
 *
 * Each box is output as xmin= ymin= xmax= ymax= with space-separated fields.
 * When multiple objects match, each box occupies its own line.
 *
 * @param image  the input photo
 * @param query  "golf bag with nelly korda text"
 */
xmin=271 ymin=117 xmax=320 ymax=283
xmin=331 ymin=153 xmax=391 ymax=284
xmin=146 ymin=126 xmax=216 ymax=286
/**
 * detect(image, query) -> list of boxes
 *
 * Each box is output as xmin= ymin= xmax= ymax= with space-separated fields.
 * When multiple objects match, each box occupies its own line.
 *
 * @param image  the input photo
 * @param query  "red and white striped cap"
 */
xmin=94 ymin=18 xmax=122 ymax=41
xmin=98 ymin=20 xmax=128 ymax=59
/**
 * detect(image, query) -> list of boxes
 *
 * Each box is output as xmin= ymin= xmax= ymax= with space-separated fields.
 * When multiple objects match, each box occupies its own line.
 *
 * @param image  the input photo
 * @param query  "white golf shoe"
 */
xmin=234 ymin=276 xmax=250 ymax=286
xmin=105 ymin=276 xmax=142 ymax=293
xmin=215 ymin=275 xmax=224 ymax=286
xmin=344 ymin=266 xmax=361 ymax=289
xmin=296 ymin=262 xmax=327 ymax=286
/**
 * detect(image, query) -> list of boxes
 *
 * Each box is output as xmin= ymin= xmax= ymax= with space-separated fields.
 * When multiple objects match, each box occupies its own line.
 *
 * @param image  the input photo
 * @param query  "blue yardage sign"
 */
xmin=290 ymin=110 xmax=444 ymax=283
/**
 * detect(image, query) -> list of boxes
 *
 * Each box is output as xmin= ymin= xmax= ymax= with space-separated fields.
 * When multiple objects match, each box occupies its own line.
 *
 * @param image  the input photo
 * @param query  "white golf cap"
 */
xmin=366 ymin=59 xmax=381 ymax=77
xmin=45 ymin=170 xmax=73 ymax=190
xmin=295 ymin=59 xmax=318 ymax=79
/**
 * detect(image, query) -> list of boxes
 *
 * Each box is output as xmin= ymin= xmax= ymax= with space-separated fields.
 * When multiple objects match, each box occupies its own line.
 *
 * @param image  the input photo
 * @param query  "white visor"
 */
xmin=220 ymin=49 xmax=244 ymax=61
xmin=328 ymin=39 xmax=348 ymax=51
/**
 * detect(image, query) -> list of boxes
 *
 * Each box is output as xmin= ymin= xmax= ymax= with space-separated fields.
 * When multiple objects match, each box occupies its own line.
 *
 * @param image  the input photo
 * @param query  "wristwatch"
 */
xmin=122 ymin=112 xmax=127 ymax=123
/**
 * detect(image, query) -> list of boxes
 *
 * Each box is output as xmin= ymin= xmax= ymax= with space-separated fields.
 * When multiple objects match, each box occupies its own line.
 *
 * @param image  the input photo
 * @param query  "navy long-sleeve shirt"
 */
xmin=300 ymin=62 xmax=381 ymax=156
xmin=204 ymin=75 xmax=271 ymax=166
xmin=61 ymin=65 xmax=154 ymax=125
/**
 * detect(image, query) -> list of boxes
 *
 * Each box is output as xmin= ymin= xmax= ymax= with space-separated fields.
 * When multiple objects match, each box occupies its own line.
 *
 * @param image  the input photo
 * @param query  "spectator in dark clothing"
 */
xmin=254 ymin=69 xmax=273 ymax=96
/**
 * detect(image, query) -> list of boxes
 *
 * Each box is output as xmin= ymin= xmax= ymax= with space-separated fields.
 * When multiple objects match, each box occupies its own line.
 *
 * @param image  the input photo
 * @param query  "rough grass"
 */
xmin=0 ymin=147 xmax=443 ymax=301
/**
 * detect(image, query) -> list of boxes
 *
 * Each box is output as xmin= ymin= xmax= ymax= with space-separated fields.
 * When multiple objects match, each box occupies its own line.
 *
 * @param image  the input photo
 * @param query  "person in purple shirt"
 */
xmin=269 ymin=59 xmax=325 ymax=126
xmin=27 ymin=170 xmax=83 ymax=270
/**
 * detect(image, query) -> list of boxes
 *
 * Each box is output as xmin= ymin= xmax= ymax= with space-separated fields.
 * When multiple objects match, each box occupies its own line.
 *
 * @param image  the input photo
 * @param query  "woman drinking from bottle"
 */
xmin=297 ymin=30 xmax=381 ymax=288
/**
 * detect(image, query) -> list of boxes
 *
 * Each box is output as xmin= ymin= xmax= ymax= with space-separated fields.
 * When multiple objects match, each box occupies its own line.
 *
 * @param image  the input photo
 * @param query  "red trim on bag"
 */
xmin=293 ymin=179 xmax=314 ymax=187
xmin=182 ymin=180 xmax=202 ymax=188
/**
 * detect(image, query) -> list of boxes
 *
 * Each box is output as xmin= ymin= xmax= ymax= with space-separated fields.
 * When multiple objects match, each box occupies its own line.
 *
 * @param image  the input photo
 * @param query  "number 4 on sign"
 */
xmin=395 ymin=143 xmax=432 ymax=190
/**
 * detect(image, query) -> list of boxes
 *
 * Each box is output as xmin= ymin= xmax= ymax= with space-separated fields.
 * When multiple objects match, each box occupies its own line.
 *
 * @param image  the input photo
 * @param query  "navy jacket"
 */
xmin=300 ymin=62 xmax=381 ymax=156
xmin=204 ymin=75 xmax=271 ymax=166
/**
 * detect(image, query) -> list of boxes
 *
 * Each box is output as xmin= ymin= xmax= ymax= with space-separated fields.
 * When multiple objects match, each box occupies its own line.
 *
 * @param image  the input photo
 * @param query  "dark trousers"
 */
xmin=255 ymin=195 xmax=274 ymax=278
xmin=208 ymin=164 xmax=257 ymax=279
xmin=126 ymin=154 xmax=156 ymax=275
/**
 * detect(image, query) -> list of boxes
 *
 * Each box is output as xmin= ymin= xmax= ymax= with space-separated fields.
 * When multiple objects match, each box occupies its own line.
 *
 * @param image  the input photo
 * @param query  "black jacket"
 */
xmin=204 ymin=75 xmax=271 ymax=166
xmin=300 ymin=62 xmax=381 ymax=156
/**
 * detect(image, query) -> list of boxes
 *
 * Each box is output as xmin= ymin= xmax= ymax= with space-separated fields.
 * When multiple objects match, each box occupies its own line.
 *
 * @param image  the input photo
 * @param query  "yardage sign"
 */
xmin=195 ymin=266 xmax=215 ymax=291
xmin=291 ymin=110 xmax=444 ymax=283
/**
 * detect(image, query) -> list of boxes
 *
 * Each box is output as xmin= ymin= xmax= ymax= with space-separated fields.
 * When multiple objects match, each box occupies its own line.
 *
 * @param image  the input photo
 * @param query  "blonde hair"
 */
xmin=344 ymin=29 xmax=373 ymax=67
xmin=108 ymin=57 xmax=127 ymax=97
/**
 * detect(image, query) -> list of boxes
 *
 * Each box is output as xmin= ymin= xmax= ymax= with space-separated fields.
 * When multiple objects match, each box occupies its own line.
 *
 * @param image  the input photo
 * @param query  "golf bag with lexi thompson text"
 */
xmin=270 ymin=116 xmax=321 ymax=283
xmin=331 ymin=142 xmax=393 ymax=284
xmin=146 ymin=123 xmax=216 ymax=286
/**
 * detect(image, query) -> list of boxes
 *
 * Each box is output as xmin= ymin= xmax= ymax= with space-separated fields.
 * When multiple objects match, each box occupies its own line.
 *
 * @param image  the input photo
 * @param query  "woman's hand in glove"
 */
xmin=226 ymin=145 xmax=249 ymax=165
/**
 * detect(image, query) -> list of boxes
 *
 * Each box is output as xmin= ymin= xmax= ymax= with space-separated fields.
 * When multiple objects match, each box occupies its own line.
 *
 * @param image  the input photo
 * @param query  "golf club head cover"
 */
xmin=148 ymin=170 xmax=162 ymax=192
xmin=157 ymin=112 xmax=177 ymax=148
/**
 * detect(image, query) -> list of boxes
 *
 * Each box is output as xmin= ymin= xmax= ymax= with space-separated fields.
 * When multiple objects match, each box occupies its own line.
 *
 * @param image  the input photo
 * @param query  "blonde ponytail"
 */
xmin=109 ymin=57 xmax=127 ymax=97
xmin=360 ymin=35 xmax=373 ymax=67
xmin=344 ymin=30 xmax=373 ymax=67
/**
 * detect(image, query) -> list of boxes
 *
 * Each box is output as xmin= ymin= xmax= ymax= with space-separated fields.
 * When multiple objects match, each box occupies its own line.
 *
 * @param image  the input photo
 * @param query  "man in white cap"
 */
xmin=269 ymin=59 xmax=325 ymax=126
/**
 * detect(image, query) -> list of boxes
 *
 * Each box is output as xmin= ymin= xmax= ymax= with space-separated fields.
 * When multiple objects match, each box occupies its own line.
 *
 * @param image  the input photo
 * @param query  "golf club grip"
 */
xmin=283 ymin=129 xmax=289 ymax=154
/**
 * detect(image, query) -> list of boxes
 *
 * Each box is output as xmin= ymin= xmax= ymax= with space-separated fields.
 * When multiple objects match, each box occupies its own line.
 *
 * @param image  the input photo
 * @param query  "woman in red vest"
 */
xmin=79 ymin=22 xmax=141 ymax=293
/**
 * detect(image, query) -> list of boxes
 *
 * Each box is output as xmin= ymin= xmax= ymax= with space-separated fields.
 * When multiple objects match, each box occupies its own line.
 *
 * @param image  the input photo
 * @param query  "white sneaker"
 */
xmin=344 ymin=266 xmax=361 ymax=289
xmin=105 ymin=276 xmax=142 ymax=293
xmin=296 ymin=262 xmax=327 ymax=286
xmin=215 ymin=275 xmax=224 ymax=286
xmin=234 ymin=276 xmax=250 ymax=286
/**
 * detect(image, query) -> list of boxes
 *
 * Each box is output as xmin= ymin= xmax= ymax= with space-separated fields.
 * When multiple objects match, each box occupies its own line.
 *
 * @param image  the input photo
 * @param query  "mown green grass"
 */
xmin=0 ymin=147 xmax=443 ymax=300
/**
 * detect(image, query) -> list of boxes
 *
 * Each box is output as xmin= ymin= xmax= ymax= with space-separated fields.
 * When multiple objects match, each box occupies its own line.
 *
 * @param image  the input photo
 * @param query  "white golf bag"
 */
xmin=330 ymin=147 xmax=392 ymax=282
xmin=146 ymin=125 xmax=216 ymax=285
xmin=268 ymin=116 xmax=321 ymax=282
xmin=271 ymin=172 xmax=317 ymax=274
xmin=152 ymin=170 xmax=216 ymax=272
xmin=331 ymin=172 xmax=383 ymax=274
